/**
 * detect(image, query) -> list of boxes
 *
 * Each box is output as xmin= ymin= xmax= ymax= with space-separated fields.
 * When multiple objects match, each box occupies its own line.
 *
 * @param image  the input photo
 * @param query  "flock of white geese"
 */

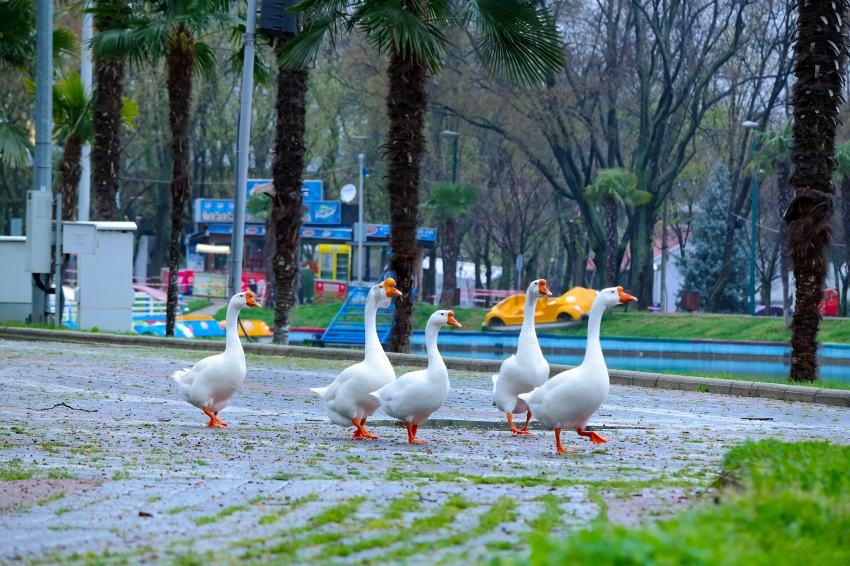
xmin=171 ymin=278 xmax=636 ymax=454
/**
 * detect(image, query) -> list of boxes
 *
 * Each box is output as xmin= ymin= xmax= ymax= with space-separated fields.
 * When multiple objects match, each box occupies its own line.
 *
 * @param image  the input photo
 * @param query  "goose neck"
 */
xmin=583 ymin=299 xmax=607 ymax=363
xmin=519 ymin=292 xmax=539 ymax=346
xmin=224 ymin=304 xmax=244 ymax=354
xmin=363 ymin=295 xmax=383 ymax=359
xmin=424 ymin=323 xmax=446 ymax=373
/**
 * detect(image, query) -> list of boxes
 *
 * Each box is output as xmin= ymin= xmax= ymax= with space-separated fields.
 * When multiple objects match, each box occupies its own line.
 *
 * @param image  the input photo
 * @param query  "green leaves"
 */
xmin=423 ymin=181 xmax=479 ymax=222
xmin=0 ymin=106 xmax=32 ymax=168
xmin=464 ymin=0 xmax=564 ymax=88
xmin=745 ymin=116 xmax=793 ymax=179
xmin=585 ymin=168 xmax=648 ymax=208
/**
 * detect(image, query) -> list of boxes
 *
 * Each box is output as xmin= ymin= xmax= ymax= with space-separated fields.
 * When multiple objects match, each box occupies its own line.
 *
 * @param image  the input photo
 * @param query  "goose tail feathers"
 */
xmin=309 ymin=387 xmax=328 ymax=399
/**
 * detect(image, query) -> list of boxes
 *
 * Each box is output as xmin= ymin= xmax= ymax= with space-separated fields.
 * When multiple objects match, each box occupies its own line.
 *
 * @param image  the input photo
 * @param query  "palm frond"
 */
xmin=277 ymin=15 xmax=338 ymax=70
xmin=0 ymin=107 xmax=33 ymax=168
xmin=745 ymin=117 xmax=793 ymax=179
xmin=424 ymin=182 xmax=479 ymax=221
xmin=465 ymin=0 xmax=564 ymax=88
xmin=585 ymin=168 xmax=640 ymax=206
xmin=53 ymin=26 xmax=80 ymax=61
xmin=0 ymin=0 xmax=36 ymax=70
xmin=89 ymin=25 xmax=153 ymax=65
xmin=193 ymin=41 xmax=217 ymax=78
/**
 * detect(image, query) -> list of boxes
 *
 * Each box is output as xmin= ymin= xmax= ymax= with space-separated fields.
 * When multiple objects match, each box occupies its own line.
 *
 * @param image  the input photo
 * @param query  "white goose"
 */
xmin=171 ymin=291 xmax=259 ymax=427
xmin=492 ymin=279 xmax=552 ymax=435
xmin=310 ymin=279 xmax=402 ymax=439
xmin=370 ymin=310 xmax=461 ymax=444
xmin=518 ymin=286 xmax=636 ymax=454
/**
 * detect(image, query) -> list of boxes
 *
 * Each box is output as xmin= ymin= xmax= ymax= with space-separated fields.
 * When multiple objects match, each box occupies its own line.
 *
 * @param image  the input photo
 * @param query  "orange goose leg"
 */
xmin=554 ymin=428 xmax=578 ymax=454
xmin=406 ymin=422 xmax=428 ymax=444
xmin=577 ymin=428 xmax=608 ymax=444
xmin=203 ymin=407 xmax=227 ymax=428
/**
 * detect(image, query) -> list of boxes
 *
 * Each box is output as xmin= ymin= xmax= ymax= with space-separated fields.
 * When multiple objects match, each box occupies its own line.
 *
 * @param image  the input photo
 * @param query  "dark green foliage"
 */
xmin=677 ymin=165 xmax=747 ymax=312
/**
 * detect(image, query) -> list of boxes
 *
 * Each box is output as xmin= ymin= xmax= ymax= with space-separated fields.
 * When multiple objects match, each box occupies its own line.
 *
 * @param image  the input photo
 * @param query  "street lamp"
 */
xmin=441 ymin=130 xmax=460 ymax=183
xmin=743 ymin=120 xmax=759 ymax=316
xmin=351 ymin=135 xmax=370 ymax=285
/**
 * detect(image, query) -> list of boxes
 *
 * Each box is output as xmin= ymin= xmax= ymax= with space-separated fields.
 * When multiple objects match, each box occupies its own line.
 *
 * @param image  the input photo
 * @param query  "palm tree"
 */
xmin=584 ymin=168 xmax=648 ymax=287
xmin=281 ymin=0 xmax=563 ymax=352
xmin=268 ymin=35 xmax=309 ymax=346
xmin=26 ymin=73 xmax=138 ymax=221
xmin=92 ymin=0 xmax=238 ymax=337
xmin=785 ymin=1 xmax=846 ymax=382
xmin=423 ymin=182 xmax=478 ymax=307
xmin=88 ymin=0 xmax=132 ymax=222
xmin=745 ymin=117 xmax=793 ymax=325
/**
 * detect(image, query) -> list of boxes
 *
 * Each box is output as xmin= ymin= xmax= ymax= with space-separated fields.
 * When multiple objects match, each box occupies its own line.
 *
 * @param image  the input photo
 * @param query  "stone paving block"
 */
xmin=783 ymin=385 xmax=818 ymax=403
xmin=754 ymin=382 xmax=787 ymax=400
xmin=632 ymin=372 xmax=660 ymax=388
xmin=814 ymin=388 xmax=850 ymax=407
xmin=728 ymin=380 xmax=758 ymax=397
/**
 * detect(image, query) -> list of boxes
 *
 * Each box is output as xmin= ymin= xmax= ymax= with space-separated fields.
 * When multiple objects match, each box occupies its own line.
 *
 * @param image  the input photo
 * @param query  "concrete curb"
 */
xmin=2 ymin=326 xmax=848 ymax=408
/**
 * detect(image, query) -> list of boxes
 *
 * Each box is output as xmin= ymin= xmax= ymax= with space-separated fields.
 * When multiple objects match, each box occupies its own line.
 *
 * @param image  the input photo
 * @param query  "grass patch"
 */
xmin=311 ymin=497 xmax=367 ymax=527
xmin=549 ymin=310 xmax=850 ymax=344
xmin=257 ymin=493 xmax=320 ymax=526
xmin=637 ymin=369 xmax=850 ymax=391
xmin=0 ymin=458 xmax=35 ymax=480
xmin=194 ymin=504 xmax=248 ymax=526
xmin=183 ymin=299 xmax=213 ymax=314
xmin=507 ymin=440 xmax=850 ymax=565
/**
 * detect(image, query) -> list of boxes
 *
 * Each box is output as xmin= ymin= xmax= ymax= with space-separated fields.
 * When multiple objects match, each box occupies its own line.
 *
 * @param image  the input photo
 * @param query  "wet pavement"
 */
xmin=0 ymin=339 xmax=848 ymax=565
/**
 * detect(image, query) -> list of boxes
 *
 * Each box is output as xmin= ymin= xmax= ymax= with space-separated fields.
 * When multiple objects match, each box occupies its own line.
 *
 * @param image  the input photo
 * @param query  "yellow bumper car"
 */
xmin=483 ymin=286 xmax=598 ymax=328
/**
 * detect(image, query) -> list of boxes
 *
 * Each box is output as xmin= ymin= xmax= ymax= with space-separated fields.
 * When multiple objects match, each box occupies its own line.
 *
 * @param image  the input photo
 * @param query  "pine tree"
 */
xmin=677 ymin=164 xmax=748 ymax=312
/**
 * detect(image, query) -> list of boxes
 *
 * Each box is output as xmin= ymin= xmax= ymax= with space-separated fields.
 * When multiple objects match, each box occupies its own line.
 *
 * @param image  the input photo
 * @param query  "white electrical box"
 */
xmin=0 ymin=237 xmax=31 ymax=322
xmin=25 ymin=190 xmax=53 ymax=273
xmin=65 ymin=221 xmax=138 ymax=332
xmin=62 ymin=223 xmax=97 ymax=255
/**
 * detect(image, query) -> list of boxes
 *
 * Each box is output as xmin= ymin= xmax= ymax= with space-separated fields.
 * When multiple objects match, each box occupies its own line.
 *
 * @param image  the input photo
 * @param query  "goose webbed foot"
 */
xmin=406 ymin=422 xmax=428 ymax=444
xmin=507 ymin=413 xmax=533 ymax=436
xmin=554 ymin=428 xmax=578 ymax=454
xmin=577 ymin=428 xmax=607 ymax=444
xmin=351 ymin=418 xmax=378 ymax=440
xmin=203 ymin=407 xmax=228 ymax=427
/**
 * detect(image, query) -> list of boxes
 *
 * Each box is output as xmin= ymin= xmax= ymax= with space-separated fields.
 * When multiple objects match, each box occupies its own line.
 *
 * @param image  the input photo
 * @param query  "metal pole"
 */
xmin=660 ymin=198 xmax=668 ymax=312
xmin=229 ymin=0 xmax=258 ymax=298
xmin=34 ymin=0 xmax=52 ymax=195
xmin=749 ymin=137 xmax=757 ymax=316
xmin=78 ymin=3 xmax=93 ymax=221
xmin=357 ymin=153 xmax=365 ymax=285
xmin=451 ymin=138 xmax=458 ymax=184
xmin=53 ymin=195 xmax=62 ymax=328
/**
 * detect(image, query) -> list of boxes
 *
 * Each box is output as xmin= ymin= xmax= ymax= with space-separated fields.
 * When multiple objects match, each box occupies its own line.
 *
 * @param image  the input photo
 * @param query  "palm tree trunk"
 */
xmin=439 ymin=216 xmax=457 ymax=307
xmin=271 ymin=40 xmax=308 ymax=345
xmin=91 ymin=58 xmax=124 ymax=221
xmin=604 ymin=195 xmax=618 ymax=287
xmin=385 ymin=49 xmax=428 ymax=353
xmin=58 ymin=135 xmax=83 ymax=221
xmin=164 ymin=27 xmax=195 ymax=337
xmin=777 ymin=161 xmax=792 ymax=325
xmin=785 ymin=0 xmax=846 ymax=381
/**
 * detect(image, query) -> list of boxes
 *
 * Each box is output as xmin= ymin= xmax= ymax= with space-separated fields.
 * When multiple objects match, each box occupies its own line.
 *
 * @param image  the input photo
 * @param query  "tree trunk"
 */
xmin=91 ymin=57 xmax=124 ymax=221
xmin=164 ymin=28 xmax=195 ymax=337
xmin=270 ymin=41 xmax=308 ymax=345
xmin=785 ymin=0 xmax=846 ymax=381
xmin=58 ymin=136 xmax=83 ymax=221
xmin=439 ymin=216 xmax=457 ymax=307
xmin=778 ymin=161 xmax=792 ymax=326
xmin=603 ymin=195 xmax=618 ymax=287
xmin=630 ymin=204 xmax=655 ymax=305
xmin=483 ymin=236 xmax=492 ymax=307
xmin=385 ymin=49 xmax=428 ymax=353
xmin=499 ymin=247 xmax=512 ymax=291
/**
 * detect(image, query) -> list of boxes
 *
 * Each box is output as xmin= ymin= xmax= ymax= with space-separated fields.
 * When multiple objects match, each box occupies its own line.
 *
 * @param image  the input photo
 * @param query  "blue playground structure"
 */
xmin=321 ymin=284 xmax=395 ymax=347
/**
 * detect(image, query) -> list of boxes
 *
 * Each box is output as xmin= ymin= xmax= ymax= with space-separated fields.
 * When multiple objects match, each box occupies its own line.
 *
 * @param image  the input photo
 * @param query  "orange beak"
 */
xmin=617 ymin=286 xmax=637 ymax=304
xmin=538 ymin=279 xmax=552 ymax=296
xmin=245 ymin=291 xmax=260 ymax=307
xmin=447 ymin=310 xmax=462 ymax=327
xmin=384 ymin=278 xmax=403 ymax=298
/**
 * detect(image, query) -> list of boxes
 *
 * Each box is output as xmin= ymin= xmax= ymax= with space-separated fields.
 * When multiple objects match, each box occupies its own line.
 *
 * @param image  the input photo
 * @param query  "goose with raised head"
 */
xmin=491 ymin=279 xmax=553 ymax=435
xmin=370 ymin=310 xmax=461 ymax=444
xmin=518 ymin=286 xmax=636 ymax=454
xmin=171 ymin=291 xmax=260 ymax=427
xmin=310 ymin=279 xmax=402 ymax=439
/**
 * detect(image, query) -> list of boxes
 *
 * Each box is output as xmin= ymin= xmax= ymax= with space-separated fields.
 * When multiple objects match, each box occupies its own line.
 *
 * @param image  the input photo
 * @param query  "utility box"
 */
xmin=64 ymin=221 xmax=137 ymax=332
xmin=25 ymin=190 xmax=53 ymax=273
xmin=0 ymin=237 xmax=32 ymax=322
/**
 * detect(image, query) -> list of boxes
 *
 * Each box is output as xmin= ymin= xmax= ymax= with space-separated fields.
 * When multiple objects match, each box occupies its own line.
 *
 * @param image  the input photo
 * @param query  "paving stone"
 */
xmin=0 ymin=338 xmax=847 ymax=564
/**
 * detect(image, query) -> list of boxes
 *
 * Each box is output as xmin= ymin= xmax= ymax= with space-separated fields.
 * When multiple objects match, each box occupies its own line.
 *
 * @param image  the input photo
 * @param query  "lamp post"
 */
xmin=352 ymin=135 xmax=370 ymax=285
xmin=742 ymin=120 xmax=759 ymax=316
xmin=441 ymin=130 xmax=459 ymax=183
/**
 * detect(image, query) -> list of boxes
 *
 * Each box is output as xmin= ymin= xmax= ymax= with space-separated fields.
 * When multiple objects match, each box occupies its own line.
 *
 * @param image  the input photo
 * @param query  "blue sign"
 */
xmin=302 ymin=201 xmax=341 ymax=224
xmin=247 ymin=179 xmax=274 ymax=199
xmin=194 ymin=199 xmax=264 ymax=224
xmin=299 ymin=227 xmax=352 ymax=240
xmin=364 ymin=224 xmax=436 ymax=242
xmin=207 ymin=224 xmax=267 ymax=236
xmin=302 ymin=180 xmax=323 ymax=202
